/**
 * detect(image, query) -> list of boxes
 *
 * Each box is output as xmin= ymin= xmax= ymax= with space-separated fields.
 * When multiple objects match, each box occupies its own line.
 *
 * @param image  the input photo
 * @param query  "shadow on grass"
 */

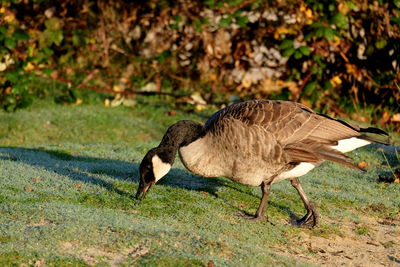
xmin=0 ymin=146 xmax=302 ymax=218
xmin=0 ymin=146 xmax=223 ymax=198
xmin=222 ymin=182 xmax=303 ymax=222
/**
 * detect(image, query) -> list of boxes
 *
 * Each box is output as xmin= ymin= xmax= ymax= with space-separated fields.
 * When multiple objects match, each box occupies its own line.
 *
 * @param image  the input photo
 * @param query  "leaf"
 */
xmin=220 ymin=16 xmax=232 ymax=27
xmin=323 ymin=81 xmax=333 ymax=90
xmin=233 ymin=10 xmax=243 ymax=18
xmin=391 ymin=17 xmax=400 ymax=25
xmin=282 ymin=47 xmax=295 ymax=57
xmin=4 ymin=37 xmax=16 ymax=50
xmin=44 ymin=18 xmax=61 ymax=30
xmin=358 ymin=161 xmax=367 ymax=168
xmin=5 ymin=72 xmax=19 ymax=83
xmin=310 ymin=22 xmax=323 ymax=29
xmin=42 ymin=47 xmax=54 ymax=56
xmin=204 ymin=0 xmax=215 ymax=8
xmin=42 ymin=68 xmax=54 ymax=76
xmin=299 ymin=46 xmax=311 ymax=56
xmin=48 ymin=29 xmax=64 ymax=46
xmin=375 ymin=39 xmax=387 ymax=50
xmin=167 ymin=110 xmax=177 ymax=116
xmin=201 ymin=191 xmax=209 ymax=196
xmin=391 ymin=113 xmax=400 ymax=122
xmin=32 ymin=176 xmax=40 ymax=182
xmin=24 ymin=185 xmax=33 ymax=191
xmin=236 ymin=16 xmax=249 ymax=27
xmin=294 ymin=50 xmax=303 ymax=59
xmin=194 ymin=18 xmax=202 ymax=32
xmin=12 ymin=29 xmax=30 ymax=41
xmin=0 ymin=26 xmax=6 ymax=35
xmin=330 ymin=75 xmax=342 ymax=87
xmin=279 ymin=39 xmax=294 ymax=50
xmin=0 ymin=62 xmax=6 ymax=71
xmin=173 ymin=15 xmax=182 ymax=23
xmin=304 ymin=81 xmax=317 ymax=93
xmin=331 ymin=12 xmax=348 ymax=29
xmin=315 ymin=27 xmax=324 ymax=38
xmin=156 ymin=50 xmax=171 ymax=63
xmin=5 ymin=95 xmax=16 ymax=104
xmin=311 ymin=64 xmax=318 ymax=74
xmin=323 ymin=27 xmax=335 ymax=41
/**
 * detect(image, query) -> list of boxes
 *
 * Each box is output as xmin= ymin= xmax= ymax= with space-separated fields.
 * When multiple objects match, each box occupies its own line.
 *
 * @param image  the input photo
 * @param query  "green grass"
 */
xmin=0 ymin=99 xmax=399 ymax=266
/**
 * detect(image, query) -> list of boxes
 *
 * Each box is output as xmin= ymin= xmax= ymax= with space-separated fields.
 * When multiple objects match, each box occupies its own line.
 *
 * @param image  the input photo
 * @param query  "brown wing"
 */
xmin=205 ymin=100 xmax=387 ymax=169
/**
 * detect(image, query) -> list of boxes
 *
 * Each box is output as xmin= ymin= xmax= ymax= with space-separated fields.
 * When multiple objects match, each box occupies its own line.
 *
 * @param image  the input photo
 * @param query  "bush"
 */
xmin=0 ymin=0 xmax=399 ymax=128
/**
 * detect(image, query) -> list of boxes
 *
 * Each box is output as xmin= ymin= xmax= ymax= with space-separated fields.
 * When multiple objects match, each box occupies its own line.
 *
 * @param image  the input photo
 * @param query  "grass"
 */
xmin=0 ymin=98 xmax=399 ymax=266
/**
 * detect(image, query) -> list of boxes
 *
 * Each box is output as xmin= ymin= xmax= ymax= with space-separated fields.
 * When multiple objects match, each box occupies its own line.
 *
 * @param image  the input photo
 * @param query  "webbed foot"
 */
xmin=296 ymin=203 xmax=319 ymax=228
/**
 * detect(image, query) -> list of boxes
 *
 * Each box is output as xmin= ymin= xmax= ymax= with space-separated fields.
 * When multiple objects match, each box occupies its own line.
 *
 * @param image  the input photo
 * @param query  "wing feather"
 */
xmin=205 ymin=99 xmax=388 ymax=167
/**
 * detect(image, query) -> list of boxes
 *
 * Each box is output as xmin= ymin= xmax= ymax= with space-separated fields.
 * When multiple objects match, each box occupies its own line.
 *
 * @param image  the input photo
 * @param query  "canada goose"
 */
xmin=135 ymin=99 xmax=390 ymax=227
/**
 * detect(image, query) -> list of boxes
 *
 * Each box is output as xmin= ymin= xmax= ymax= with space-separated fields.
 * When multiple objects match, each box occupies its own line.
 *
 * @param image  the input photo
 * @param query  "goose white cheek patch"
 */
xmin=152 ymin=155 xmax=171 ymax=182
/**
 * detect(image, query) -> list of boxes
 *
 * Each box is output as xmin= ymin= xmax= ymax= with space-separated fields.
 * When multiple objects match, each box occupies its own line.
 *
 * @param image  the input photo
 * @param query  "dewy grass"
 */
xmin=381 ymin=150 xmax=397 ymax=178
xmin=0 ymin=100 xmax=399 ymax=266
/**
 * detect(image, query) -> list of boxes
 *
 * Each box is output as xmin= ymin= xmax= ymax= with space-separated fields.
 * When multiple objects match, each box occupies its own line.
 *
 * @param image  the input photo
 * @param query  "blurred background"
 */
xmin=0 ymin=0 xmax=399 ymax=132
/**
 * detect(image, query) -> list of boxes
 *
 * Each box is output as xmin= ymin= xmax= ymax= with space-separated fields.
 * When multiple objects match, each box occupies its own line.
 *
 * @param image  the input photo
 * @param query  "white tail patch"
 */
xmin=276 ymin=162 xmax=316 ymax=182
xmin=152 ymin=155 xmax=171 ymax=182
xmin=331 ymin=137 xmax=371 ymax=153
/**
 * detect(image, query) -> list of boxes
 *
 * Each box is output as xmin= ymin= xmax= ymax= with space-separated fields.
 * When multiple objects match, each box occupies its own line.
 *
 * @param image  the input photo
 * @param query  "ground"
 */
xmin=0 ymin=100 xmax=399 ymax=266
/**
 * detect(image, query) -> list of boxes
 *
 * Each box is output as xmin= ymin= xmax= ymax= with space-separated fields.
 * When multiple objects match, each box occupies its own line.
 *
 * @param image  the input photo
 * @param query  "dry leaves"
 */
xmin=391 ymin=113 xmax=400 ymax=123
xmin=166 ymin=110 xmax=177 ymax=116
xmin=24 ymin=185 xmax=33 ymax=191
xmin=358 ymin=161 xmax=368 ymax=168
xmin=201 ymin=191 xmax=209 ymax=197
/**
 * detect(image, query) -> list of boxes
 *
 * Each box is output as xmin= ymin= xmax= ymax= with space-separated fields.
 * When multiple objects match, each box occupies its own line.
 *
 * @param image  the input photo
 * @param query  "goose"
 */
xmin=135 ymin=99 xmax=390 ymax=227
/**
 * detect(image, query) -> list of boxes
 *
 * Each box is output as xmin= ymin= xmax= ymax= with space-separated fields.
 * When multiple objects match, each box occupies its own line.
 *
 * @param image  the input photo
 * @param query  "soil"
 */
xmin=59 ymin=215 xmax=400 ymax=266
xmin=277 ymin=215 xmax=400 ymax=266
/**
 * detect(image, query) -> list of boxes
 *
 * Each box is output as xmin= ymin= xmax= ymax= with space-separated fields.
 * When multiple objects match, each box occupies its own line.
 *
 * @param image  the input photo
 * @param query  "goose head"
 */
xmin=135 ymin=147 xmax=172 ymax=201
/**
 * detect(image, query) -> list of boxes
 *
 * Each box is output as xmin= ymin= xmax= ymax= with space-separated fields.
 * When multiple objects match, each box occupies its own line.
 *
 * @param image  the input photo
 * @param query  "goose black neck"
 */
xmin=155 ymin=120 xmax=205 ymax=165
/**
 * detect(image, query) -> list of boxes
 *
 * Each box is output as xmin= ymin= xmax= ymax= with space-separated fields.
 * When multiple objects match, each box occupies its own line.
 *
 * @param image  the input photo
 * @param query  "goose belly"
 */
xmin=178 ymin=137 xmax=278 ymax=187
xmin=274 ymin=162 xmax=317 ymax=183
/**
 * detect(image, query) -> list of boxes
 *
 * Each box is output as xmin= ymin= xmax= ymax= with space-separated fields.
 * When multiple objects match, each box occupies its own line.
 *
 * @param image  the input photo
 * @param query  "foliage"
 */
xmin=0 ymin=0 xmax=399 ymax=129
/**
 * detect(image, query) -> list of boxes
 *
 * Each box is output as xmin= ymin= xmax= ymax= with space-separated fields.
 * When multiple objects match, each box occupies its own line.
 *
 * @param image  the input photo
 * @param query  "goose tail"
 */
xmin=358 ymin=126 xmax=391 ymax=146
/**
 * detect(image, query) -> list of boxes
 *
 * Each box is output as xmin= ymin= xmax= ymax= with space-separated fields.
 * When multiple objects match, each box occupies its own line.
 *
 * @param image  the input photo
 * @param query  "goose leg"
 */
xmin=237 ymin=181 xmax=272 ymax=222
xmin=290 ymin=177 xmax=319 ymax=228
xmin=254 ymin=181 xmax=271 ymax=219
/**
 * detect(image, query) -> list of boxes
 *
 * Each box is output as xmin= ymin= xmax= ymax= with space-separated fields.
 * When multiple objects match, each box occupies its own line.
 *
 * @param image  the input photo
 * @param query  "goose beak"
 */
xmin=135 ymin=180 xmax=154 ymax=203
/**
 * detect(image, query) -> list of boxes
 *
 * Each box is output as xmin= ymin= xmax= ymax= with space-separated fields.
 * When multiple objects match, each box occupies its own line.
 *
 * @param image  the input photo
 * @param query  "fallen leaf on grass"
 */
xmin=32 ymin=176 xmax=40 ymax=182
xmin=358 ymin=161 xmax=367 ymax=168
xmin=24 ymin=185 xmax=33 ymax=191
xmin=201 ymin=191 xmax=209 ymax=196
xmin=73 ymin=184 xmax=82 ymax=188
xmin=208 ymin=261 xmax=215 ymax=267
xmin=166 ymin=110 xmax=177 ymax=116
